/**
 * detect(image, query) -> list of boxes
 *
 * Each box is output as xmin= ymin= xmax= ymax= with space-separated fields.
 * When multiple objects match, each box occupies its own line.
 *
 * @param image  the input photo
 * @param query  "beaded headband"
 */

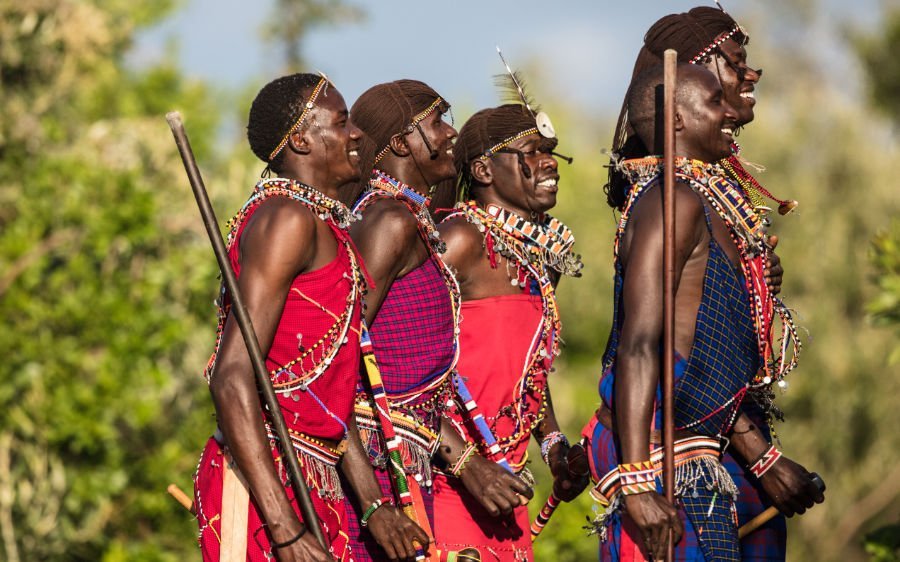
xmin=480 ymin=127 xmax=540 ymax=160
xmin=688 ymin=22 xmax=744 ymax=65
xmin=372 ymin=96 xmax=446 ymax=165
xmin=267 ymin=74 xmax=330 ymax=162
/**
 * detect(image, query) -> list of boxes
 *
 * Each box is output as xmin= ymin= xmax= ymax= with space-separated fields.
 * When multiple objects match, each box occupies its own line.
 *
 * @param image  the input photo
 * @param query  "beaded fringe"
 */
xmin=586 ymin=456 xmax=738 ymax=541
xmin=275 ymin=449 xmax=343 ymax=502
xmin=359 ymin=426 xmax=438 ymax=489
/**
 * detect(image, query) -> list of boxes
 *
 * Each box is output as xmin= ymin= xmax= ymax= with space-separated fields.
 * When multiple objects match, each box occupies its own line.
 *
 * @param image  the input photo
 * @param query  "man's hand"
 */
xmin=758 ymin=456 xmax=824 ymax=517
xmin=765 ymin=235 xmax=784 ymax=295
xmin=622 ymin=492 xmax=683 ymax=561
xmin=459 ymin=455 xmax=533 ymax=516
xmin=272 ymin=531 xmax=333 ymax=562
xmin=548 ymin=443 xmax=591 ymax=502
xmin=365 ymin=505 xmax=431 ymax=561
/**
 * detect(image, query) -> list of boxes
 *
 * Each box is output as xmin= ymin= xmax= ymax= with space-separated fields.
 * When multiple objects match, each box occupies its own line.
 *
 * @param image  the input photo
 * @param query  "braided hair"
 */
xmin=347 ymin=79 xmax=444 ymax=204
xmin=247 ymin=73 xmax=322 ymax=173
xmin=606 ymin=7 xmax=746 ymax=209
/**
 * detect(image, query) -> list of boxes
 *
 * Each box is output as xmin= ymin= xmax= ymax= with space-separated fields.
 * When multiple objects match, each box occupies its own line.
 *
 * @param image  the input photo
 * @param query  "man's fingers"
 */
xmin=768 ymin=234 xmax=779 ymax=249
xmin=506 ymin=474 xmax=534 ymax=498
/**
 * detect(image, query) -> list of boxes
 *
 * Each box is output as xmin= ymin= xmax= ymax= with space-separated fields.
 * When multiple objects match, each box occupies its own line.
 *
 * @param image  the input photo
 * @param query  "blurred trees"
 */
xmin=0 ymin=1 xmax=221 ymax=560
xmin=2 ymin=1 xmax=898 ymax=561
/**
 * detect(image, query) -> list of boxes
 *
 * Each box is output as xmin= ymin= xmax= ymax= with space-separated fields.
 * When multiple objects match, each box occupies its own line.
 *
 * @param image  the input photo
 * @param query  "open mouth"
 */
xmin=739 ymin=91 xmax=756 ymax=105
xmin=536 ymin=177 xmax=559 ymax=191
xmin=721 ymin=126 xmax=735 ymax=139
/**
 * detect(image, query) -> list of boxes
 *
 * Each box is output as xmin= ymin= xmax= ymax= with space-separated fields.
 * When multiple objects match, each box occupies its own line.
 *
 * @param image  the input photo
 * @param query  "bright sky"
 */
xmin=132 ymin=0 xmax=881 ymax=118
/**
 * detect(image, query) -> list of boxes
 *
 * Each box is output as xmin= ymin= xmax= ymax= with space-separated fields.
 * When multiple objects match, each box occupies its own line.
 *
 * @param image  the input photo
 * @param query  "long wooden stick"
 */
xmin=662 ymin=49 xmax=678 ymax=562
xmin=738 ymin=473 xmax=825 ymax=538
xmin=165 ymin=111 xmax=328 ymax=551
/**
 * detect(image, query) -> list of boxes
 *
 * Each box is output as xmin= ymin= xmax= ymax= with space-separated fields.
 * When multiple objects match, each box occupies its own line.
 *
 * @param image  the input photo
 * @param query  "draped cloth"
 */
xmin=433 ymin=294 xmax=548 ymax=561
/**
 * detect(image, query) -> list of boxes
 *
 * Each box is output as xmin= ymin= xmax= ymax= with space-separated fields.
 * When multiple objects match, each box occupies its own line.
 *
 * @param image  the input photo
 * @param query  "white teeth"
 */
xmin=349 ymin=150 xmax=358 ymax=156
xmin=721 ymin=128 xmax=733 ymax=135
xmin=537 ymin=178 xmax=557 ymax=187
xmin=740 ymin=92 xmax=755 ymax=99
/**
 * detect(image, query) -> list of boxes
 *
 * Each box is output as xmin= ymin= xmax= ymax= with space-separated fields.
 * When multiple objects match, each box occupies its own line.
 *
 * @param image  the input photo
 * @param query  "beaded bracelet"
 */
xmin=450 ymin=443 xmax=478 ymax=477
xmin=618 ymin=460 xmax=656 ymax=496
xmin=749 ymin=444 xmax=782 ymax=478
xmin=360 ymin=496 xmax=394 ymax=527
xmin=271 ymin=525 xmax=307 ymax=549
xmin=540 ymin=431 xmax=569 ymax=465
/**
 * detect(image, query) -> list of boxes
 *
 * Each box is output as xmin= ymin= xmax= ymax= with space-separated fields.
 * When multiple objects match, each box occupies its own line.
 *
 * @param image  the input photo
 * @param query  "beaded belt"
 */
xmin=590 ymin=435 xmax=723 ymax=507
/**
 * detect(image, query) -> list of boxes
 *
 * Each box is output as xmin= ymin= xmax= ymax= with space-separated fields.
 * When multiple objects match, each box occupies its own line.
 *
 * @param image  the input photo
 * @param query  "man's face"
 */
xmin=308 ymin=89 xmax=362 ymax=187
xmin=489 ymin=133 xmax=560 ymax=216
xmin=678 ymin=67 xmax=739 ymax=163
xmin=699 ymin=38 xmax=760 ymax=127
xmin=403 ymin=103 xmax=458 ymax=183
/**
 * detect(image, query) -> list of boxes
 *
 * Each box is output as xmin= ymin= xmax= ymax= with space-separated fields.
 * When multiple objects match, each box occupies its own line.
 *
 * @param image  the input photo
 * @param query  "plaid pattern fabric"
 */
xmin=675 ymin=236 xmax=759 ymax=435
xmin=368 ymin=255 xmax=456 ymax=397
xmin=602 ymin=185 xmax=759 ymax=437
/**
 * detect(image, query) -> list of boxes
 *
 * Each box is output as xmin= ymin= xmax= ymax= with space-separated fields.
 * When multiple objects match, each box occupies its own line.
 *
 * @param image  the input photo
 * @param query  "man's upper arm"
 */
xmin=350 ymin=200 xmax=419 ymax=322
xmin=437 ymin=218 xmax=483 ymax=285
xmin=618 ymin=183 xmax=705 ymax=348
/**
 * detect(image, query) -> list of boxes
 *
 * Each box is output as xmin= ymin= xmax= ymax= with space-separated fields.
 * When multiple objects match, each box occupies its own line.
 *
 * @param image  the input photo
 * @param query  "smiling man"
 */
xmin=584 ymin=64 xmax=823 ymax=562
xmin=341 ymin=80 xmax=533 ymax=561
xmin=431 ymin=104 xmax=589 ymax=561
xmin=193 ymin=73 xmax=427 ymax=562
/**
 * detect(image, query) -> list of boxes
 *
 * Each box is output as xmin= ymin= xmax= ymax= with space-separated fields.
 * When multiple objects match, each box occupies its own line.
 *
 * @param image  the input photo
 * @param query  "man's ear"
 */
xmin=673 ymin=110 xmax=685 ymax=133
xmin=471 ymin=159 xmax=492 ymax=186
xmin=388 ymin=134 xmax=411 ymax=157
xmin=287 ymin=129 xmax=312 ymax=155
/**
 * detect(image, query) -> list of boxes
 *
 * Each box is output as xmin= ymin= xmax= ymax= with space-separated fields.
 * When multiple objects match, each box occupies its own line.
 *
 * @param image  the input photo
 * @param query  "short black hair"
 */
xmin=247 ymin=73 xmax=322 ymax=172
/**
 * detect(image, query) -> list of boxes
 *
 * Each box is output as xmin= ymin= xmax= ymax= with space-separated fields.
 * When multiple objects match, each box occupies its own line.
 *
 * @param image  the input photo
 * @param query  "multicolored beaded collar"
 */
xmin=359 ymin=169 xmax=446 ymax=254
xmin=615 ymin=158 xmax=801 ymax=395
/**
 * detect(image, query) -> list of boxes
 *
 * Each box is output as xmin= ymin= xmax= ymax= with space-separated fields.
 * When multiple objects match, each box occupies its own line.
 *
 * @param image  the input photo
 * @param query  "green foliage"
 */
xmin=0 ymin=1 xmax=221 ymax=561
xmin=853 ymin=9 xmax=900 ymax=124
xmin=864 ymin=524 xmax=900 ymax=562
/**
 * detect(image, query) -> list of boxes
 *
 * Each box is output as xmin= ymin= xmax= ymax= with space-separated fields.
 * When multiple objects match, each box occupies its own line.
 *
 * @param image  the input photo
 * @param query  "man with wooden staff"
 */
xmin=582 ymin=63 xmax=823 ymax=561
xmin=603 ymin=7 xmax=817 ymax=560
xmin=193 ymin=73 xmax=428 ymax=562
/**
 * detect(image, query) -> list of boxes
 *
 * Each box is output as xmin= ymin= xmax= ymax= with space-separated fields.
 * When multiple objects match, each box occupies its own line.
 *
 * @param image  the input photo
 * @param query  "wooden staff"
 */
xmin=662 ymin=49 xmax=678 ymax=562
xmin=165 ymin=111 xmax=328 ymax=552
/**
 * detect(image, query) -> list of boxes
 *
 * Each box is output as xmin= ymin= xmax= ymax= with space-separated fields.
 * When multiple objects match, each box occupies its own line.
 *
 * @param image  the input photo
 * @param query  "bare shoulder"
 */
xmin=352 ymin=197 xmax=420 ymax=243
xmin=241 ymin=197 xmax=317 ymax=271
xmin=438 ymin=215 xmax=484 ymax=271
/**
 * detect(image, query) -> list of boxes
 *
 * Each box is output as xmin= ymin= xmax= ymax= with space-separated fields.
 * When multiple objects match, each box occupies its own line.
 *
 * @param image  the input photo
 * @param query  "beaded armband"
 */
xmin=540 ymin=431 xmax=569 ymax=465
xmin=449 ymin=443 xmax=478 ymax=477
xmin=618 ymin=460 xmax=656 ymax=496
xmin=360 ymin=496 xmax=394 ymax=527
xmin=749 ymin=445 xmax=782 ymax=478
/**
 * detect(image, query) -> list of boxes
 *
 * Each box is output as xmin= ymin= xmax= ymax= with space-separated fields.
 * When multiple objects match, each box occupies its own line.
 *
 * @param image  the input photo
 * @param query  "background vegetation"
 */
xmin=1 ymin=1 xmax=897 ymax=561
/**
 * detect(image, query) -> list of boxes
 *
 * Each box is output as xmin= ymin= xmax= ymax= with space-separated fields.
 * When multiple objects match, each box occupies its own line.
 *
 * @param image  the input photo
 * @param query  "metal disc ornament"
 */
xmin=536 ymin=112 xmax=556 ymax=138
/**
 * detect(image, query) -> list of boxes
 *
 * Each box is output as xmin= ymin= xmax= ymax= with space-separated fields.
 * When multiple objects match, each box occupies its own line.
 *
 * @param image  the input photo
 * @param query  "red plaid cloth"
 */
xmin=367 ymin=255 xmax=456 ymax=406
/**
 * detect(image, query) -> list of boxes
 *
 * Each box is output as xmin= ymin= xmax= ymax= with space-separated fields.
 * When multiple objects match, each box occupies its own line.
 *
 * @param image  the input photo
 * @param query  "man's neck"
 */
xmin=281 ymin=169 xmax=340 ymax=200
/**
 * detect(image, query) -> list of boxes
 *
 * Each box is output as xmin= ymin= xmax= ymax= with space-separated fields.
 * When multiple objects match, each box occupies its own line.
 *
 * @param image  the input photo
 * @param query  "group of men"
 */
xmin=190 ymin=5 xmax=823 ymax=562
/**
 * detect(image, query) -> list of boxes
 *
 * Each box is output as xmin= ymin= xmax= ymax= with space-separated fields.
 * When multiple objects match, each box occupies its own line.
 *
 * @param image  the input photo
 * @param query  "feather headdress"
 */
xmin=494 ymin=46 xmax=556 ymax=139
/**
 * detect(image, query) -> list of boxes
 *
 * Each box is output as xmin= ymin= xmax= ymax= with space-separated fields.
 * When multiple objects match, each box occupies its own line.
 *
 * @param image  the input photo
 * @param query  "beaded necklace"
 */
xmin=205 ymin=178 xmax=367 ymax=402
xmin=723 ymin=143 xmax=798 ymax=216
xmin=615 ymin=157 xmax=801 ymax=394
xmin=353 ymin=169 xmax=462 ymax=408
xmin=445 ymin=201 xmax=574 ymax=464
